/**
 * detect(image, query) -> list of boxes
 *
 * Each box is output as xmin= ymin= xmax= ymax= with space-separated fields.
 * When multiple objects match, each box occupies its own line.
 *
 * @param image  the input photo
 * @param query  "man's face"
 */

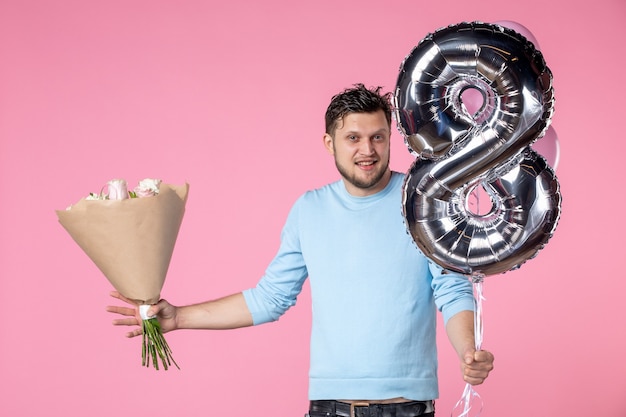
xmin=324 ymin=110 xmax=391 ymax=197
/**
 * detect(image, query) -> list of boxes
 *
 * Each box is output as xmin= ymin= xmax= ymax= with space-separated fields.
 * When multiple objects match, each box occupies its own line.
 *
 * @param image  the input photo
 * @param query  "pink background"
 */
xmin=1 ymin=0 xmax=625 ymax=416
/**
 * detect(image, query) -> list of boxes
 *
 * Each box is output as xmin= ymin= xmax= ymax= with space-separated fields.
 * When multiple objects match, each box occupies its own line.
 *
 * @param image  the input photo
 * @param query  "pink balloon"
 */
xmin=494 ymin=20 xmax=541 ymax=50
xmin=532 ymin=125 xmax=560 ymax=170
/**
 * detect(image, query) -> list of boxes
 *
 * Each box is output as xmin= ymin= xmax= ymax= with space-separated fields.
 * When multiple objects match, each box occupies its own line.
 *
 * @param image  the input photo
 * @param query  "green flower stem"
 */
xmin=141 ymin=317 xmax=179 ymax=370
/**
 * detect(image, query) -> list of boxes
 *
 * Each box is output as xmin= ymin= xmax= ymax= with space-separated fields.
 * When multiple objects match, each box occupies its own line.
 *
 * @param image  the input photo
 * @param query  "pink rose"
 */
xmin=107 ymin=179 xmax=129 ymax=200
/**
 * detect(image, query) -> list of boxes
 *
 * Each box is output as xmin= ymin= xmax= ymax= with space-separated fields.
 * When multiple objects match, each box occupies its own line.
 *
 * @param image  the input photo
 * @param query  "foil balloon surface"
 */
xmin=395 ymin=22 xmax=562 ymax=276
xmin=532 ymin=125 xmax=560 ymax=170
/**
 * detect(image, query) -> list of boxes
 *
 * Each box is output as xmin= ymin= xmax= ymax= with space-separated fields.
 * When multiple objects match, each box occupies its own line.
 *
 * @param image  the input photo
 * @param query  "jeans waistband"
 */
xmin=308 ymin=399 xmax=434 ymax=417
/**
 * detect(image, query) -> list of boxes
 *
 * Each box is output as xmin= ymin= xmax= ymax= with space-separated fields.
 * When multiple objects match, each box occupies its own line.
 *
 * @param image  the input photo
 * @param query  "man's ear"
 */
xmin=323 ymin=133 xmax=334 ymax=155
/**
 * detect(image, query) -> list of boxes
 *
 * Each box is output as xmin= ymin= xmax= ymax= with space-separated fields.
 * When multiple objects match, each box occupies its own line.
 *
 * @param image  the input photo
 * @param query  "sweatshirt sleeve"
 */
xmin=242 ymin=196 xmax=308 ymax=325
xmin=429 ymin=260 xmax=475 ymax=325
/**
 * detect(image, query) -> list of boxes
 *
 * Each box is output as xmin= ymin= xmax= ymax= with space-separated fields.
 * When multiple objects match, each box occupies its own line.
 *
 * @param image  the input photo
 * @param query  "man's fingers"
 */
xmin=112 ymin=317 xmax=139 ymax=326
xmin=107 ymin=305 xmax=140 ymax=326
xmin=474 ymin=350 xmax=494 ymax=362
xmin=125 ymin=328 xmax=143 ymax=338
xmin=464 ymin=374 xmax=486 ymax=385
xmin=107 ymin=292 xmax=143 ymax=338
xmin=463 ymin=364 xmax=491 ymax=384
xmin=106 ymin=305 xmax=137 ymax=317
xmin=109 ymin=291 xmax=134 ymax=305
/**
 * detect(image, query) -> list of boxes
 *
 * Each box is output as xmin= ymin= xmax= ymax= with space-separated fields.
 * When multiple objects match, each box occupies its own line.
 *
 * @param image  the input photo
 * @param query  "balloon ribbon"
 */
xmin=451 ymin=274 xmax=485 ymax=417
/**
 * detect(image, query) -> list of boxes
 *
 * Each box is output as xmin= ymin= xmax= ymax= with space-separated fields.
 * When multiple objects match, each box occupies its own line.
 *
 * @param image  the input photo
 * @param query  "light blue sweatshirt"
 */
xmin=243 ymin=171 xmax=474 ymax=401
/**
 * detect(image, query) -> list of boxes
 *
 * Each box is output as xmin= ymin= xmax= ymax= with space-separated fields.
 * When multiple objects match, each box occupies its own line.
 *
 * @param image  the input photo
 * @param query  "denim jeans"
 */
xmin=306 ymin=413 xmax=434 ymax=417
xmin=306 ymin=400 xmax=435 ymax=417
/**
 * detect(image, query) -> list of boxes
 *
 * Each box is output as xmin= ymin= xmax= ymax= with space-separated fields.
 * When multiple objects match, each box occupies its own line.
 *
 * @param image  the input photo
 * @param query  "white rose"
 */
xmin=134 ymin=178 xmax=162 ymax=197
xmin=86 ymin=192 xmax=106 ymax=201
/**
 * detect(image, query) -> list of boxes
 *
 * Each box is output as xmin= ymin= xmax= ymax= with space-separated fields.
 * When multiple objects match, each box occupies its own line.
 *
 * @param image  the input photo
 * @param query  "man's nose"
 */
xmin=360 ymin=139 xmax=375 ymax=155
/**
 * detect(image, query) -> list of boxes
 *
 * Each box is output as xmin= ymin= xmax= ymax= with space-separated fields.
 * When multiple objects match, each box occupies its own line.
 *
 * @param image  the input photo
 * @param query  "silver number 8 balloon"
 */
xmin=395 ymin=22 xmax=562 ymax=277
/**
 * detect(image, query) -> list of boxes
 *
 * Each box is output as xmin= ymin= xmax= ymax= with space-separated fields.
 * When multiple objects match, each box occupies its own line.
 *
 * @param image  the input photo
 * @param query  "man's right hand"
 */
xmin=106 ymin=291 xmax=178 ymax=337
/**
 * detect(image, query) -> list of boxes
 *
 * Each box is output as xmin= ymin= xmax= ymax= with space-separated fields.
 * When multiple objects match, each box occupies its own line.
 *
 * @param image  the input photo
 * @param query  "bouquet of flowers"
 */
xmin=56 ymin=178 xmax=189 ymax=370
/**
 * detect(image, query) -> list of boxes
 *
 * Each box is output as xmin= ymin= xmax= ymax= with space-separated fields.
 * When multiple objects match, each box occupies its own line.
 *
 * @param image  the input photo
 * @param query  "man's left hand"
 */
xmin=461 ymin=349 xmax=494 ymax=385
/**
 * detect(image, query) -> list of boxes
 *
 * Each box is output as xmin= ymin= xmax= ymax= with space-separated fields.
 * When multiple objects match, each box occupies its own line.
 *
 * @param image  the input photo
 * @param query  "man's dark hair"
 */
xmin=324 ymin=84 xmax=392 ymax=136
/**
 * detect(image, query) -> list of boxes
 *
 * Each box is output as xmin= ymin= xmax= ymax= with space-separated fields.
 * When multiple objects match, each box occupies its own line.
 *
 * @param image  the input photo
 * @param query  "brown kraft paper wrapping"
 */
xmin=57 ymin=183 xmax=189 ymax=305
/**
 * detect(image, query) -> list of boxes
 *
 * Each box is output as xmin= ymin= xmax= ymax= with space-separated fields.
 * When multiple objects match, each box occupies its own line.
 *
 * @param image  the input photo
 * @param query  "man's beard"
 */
xmin=334 ymin=157 xmax=390 ymax=191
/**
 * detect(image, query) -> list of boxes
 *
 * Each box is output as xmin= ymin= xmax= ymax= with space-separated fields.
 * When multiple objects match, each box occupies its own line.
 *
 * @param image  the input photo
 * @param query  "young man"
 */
xmin=109 ymin=84 xmax=494 ymax=417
